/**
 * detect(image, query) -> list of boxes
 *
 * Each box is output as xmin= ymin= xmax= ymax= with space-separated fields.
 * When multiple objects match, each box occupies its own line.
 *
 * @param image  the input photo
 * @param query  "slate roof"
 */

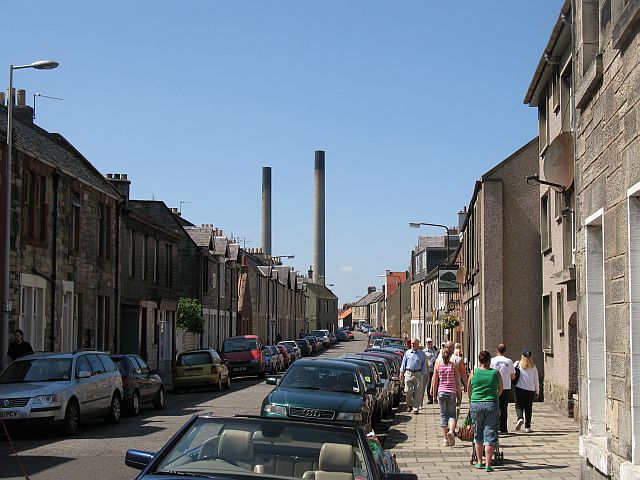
xmin=213 ymin=237 xmax=228 ymax=256
xmin=0 ymin=106 xmax=120 ymax=198
xmin=305 ymin=283 xmax=338 ymax=300
xmin=184 ymin=227 xmax=213 ymax=248
xmin=353 ymin=291 xmax=384 ymax=307
xmin=228 ymin=243 xmax=239 ymax=261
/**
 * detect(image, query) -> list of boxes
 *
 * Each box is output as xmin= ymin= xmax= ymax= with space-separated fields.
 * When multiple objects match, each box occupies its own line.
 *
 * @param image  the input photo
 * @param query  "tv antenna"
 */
xmin=179 ymin=201 xmax=192 ymax=214
xmin=33 ymin=92 xmax=63 ymax=120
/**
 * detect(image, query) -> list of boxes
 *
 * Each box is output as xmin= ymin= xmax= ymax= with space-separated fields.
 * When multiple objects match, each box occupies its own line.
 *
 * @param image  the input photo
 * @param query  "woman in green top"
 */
xmin=467 ymin=350 xmax=503 ymax=472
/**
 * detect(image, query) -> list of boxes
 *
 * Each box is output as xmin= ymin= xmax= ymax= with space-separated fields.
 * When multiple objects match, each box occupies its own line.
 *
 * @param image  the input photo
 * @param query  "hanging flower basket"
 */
xmin=440 ymin=314 xmax=459 ymax=330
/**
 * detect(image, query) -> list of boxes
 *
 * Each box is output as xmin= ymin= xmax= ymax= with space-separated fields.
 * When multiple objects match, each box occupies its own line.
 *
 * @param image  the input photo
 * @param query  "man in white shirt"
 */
xmin=490 ymin=343 xmax=516 ymax=433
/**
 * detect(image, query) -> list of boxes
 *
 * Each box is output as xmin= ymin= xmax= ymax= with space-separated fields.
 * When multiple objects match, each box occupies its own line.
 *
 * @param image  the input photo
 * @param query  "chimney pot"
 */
xmin=0 ymin=92 xmax=5 ymax=106
xmin=106 ymin=173 xmax=113 ymax=179
xmin=122 ymin=174 xmax=128 ymax=180
xmin=17 ymin=89 xmax=26 ymax=106
xmin=114 ymin=173 xmax=121 ymax=180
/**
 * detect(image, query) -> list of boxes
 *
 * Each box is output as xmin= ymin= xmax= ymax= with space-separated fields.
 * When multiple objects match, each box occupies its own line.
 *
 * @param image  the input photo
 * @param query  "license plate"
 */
xmin=233 ymin=367 xmax=247 ymax=372
xmin=0 ymin=410 xmax=19 ymax=418
xmin=186 ymin=369 xmax=202 ymax=376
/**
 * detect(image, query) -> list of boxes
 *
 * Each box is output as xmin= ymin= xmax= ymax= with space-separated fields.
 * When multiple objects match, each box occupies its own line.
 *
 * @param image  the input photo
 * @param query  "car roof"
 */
xmin=225 ymin=335 xmax=259 ymax=340
xmin=294 ymin=358 xmax=359 ymax=371
xmin=17 ymin=350 xmax=109 ymax=361
xmin=177 ymin=349 xmax=214 ymax=355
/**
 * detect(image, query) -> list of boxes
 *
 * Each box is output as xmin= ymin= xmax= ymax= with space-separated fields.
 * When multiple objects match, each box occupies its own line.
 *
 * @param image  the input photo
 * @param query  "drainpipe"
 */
xmin=49 ymin=172 xmax=60 ymax=352
xmin=114 ymin=200 xmax=122 ymax=352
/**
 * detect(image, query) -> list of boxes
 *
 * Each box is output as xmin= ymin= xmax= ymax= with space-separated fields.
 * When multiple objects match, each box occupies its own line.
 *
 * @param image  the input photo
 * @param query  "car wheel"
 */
xmin=153 ymin=388 xmax=165 ymax=409
xmin=129 ymin=391 xmax=140 ymax=416
xmin=105 ymin=393 xmax=122 ymax=425
xmin=215 ymin=375 xmax=223 ymax=392
xmin=62 ymin=399 xmax=80 ymax=436
xmin=225 ymin=374 xmax=232 ymax=390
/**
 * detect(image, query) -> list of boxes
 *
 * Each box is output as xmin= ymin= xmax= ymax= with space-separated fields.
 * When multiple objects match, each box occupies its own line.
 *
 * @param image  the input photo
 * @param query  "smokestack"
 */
xmin=313 ymin=151 xmax=325 ymax=285
xmin=261 ymin=167 xmax=272 ymax=256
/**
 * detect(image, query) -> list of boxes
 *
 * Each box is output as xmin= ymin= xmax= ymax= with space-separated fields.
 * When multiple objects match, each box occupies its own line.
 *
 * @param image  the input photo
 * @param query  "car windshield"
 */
xmin=222 ymin=338 xmax=257 ymax=352
xmin=177 ymin=353 xmax=212 ymax=366
xmin=354 ymin=358 xmax=388 ymax=379
xmin=383 ymin=338 xmax=403 ymax=346
xmin=310 ymin=331 xmax=326 ymax=337
xmin=280 ymin=364 xmax=361 ymax=394
xmin=0 ymin=358 xmax=72 ymax=383
xmin=154 ymin=417 xmax=369 ymax=479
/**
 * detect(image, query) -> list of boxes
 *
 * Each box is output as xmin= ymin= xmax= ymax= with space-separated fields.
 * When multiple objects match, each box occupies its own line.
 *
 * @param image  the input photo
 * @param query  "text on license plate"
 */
xmin=186 ymin=369 xmax=203 ymax=375
xmin=0 ymin=410 xmax=19 ymax=418
xmin=233 ymin=367 xmax=247 ymax=372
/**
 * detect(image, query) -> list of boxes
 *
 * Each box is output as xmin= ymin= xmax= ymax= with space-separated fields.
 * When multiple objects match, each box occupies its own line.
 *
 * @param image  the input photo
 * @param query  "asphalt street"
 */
xmin=0 ymin=334 xmax=371 ymax=480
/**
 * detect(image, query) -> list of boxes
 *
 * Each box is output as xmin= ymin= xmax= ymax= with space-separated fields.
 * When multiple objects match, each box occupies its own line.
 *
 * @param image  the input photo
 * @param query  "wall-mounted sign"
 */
xmin=438 ymin=267 xmax=459 ymax=292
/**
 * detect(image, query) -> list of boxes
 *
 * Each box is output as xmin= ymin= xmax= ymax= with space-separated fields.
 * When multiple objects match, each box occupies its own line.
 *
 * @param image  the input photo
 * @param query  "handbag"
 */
xmin=456 ymin=411 xmax=474 ymax=441
xmin=513 ymin=361 xmax=521 ymax=386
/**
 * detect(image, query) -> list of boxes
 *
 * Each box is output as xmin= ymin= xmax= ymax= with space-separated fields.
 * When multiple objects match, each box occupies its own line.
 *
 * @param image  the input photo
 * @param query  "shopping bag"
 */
xmin=456 ymin=411 xmax=474 ymax=441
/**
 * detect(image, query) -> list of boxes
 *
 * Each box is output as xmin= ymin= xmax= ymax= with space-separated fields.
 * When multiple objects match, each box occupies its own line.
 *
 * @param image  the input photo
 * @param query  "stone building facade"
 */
xmin=524 ymin=0 xmax=579 ymax=418
xmin=459 ymin=139 xmax=543 ymax=370
xmin=568 ymin=1 xmax=640 ymax=478
xmin=1 ymin=103 xmax=120 ymax=356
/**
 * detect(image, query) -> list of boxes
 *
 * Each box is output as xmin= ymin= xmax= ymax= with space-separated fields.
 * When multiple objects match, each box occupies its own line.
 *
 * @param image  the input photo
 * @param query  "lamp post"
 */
xmin=2 ymin=60 xmax=59 ymax=363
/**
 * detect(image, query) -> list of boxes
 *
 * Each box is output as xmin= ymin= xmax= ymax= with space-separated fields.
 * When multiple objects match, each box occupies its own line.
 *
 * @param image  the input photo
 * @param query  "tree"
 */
xmin=177 ymin=297 xmax=204 ymax=333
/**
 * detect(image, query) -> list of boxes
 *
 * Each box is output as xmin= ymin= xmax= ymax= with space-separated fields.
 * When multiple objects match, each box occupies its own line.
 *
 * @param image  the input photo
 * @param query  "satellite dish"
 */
xmin=543 ymin=132 xmax=574 ymax=191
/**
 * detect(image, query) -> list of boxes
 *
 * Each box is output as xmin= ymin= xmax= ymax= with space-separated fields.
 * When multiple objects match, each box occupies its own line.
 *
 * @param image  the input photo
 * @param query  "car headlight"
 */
xmin=263 ymin=404 xmax=287 ymax=415
xmin=33 ymin=394 xmax=61 ymax=404
xmin=336 ymin=412 xmax=363 ymax=422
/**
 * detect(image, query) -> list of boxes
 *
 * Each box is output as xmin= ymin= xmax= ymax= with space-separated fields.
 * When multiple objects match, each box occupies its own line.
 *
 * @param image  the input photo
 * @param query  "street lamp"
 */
xmin=409 ymin=222 xmax=452 ymax=259
xmin=2 ymin=60 xmax=59 ymax=363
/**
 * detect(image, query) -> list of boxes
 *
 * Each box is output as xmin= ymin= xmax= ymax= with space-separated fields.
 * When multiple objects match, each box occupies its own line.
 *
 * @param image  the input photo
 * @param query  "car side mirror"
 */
xmin=266 ymin=376 xmax=279 ymax=385
xmin=77 ymin=370 xmax=91 ymax=379
xmin=125 ymin=449 xmax=155 ymax=470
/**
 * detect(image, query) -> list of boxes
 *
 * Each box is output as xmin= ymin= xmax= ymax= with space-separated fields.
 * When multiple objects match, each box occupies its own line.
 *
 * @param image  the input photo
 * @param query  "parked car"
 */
xmin=357 ymin=352 xmax=402 ymax=407
xmin=276 ymin=345 xmax=291 ymax=369
xmin=219 ymin=335 xmax=265 ymax=378
xmin=124 ymin=414 xmax=415 ymax=479
xmin=267 ymin=346 xmax=284 ymax=372
xmin=347 ymin=330 xmax=355 ymax=340
xmin=110 ymin=354 xmax=165 ymax=415
xmin=277 ymin=341 xmax=301 ymax=361
xmin=0 ymin=350 xmax=123 ymax=435
xmin=336 ymin=357 xmax=388 ymax=424
xmin=371 ymin=338 xmax=384 ymax=349
xmin=295 ymin=338 xmax=312 ymax=356
xmin=381 ymin=337 xmax=404 ymax=348
xmin=262 ymin=359 xmax=374 ymax=431
xmin=336 ymin=330 xmax=349 ymax=342
xmin=367 ymin=332 xmax=387 ymax=347
xmin=310 ymin=330 xmax=330 ymax=348
xmin=343 ymin=355 xmax=394 ymax=416
xmin=173 ymin=349 xmax=231 ymax=394
xmin=328 ymin=332 xmax=337 ymax=345
xmin=305 ymin=335 xmax=322 ymax=354
xmin=262 ymin=346 xmax=276 ymax=375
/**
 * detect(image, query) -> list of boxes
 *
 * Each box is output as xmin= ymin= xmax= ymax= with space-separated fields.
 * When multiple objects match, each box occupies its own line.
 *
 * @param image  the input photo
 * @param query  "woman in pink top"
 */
xmin=430 ymin=348 xmax=462 ymax=446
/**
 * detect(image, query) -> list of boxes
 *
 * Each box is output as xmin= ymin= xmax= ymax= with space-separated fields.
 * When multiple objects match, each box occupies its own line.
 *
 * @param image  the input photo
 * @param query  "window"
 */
xmin=220 ymin=263 xmax=226 ymax=298
xmin=153 ymin=309 xmax=159 ymax=345
xmin=97 ymin=203 xmax=111 ymax=258
xmin=128 ymin=230 xmax=136 ymax=278
xmin=538 ymin=94 xmax=549 ymax=153
xmin=62 ymin=282 xmax=76 ymax=351
xmin=628 ymin=183 xmax=640 ymax=464
xmin=73 ymin=293 xmax=81 ymax=346
xmin=165 ymin=243 xmax=173 ymax=286
xmin=202 ymin=257 xmax=209 ymax=292
xmin=542 ymin=294 xmax=552 ymax=352
xmin=142 ymin=236 xmax=147 ymax=280
xmin=153 ymin=238 xmax=159 ymax=284
xmin=585 ymin=209 xmax=606 ymax=436
xmin=70 ymin=192 xmax=81 ymax=250
xmin=551 ymin=68 xmax=560 ymax=112
xmin=22 ymin=170 xmax=47 ymax=242
xmin=556 ymin=290 xmax=565 ymax=333
xmin=75 ymin=356 xmax=91 ymax=377
xmin=96 ymin=296 xmax=110 ymax=351
xmin=561 ymin=64 xmax=573 ymax=132
xmin=541 ymin=192 xmax=551 ymax=252
xmin=86 ymin=354 xmax=106 ymax=375
xmin=19 ymin=279 xmax=46 ymax=352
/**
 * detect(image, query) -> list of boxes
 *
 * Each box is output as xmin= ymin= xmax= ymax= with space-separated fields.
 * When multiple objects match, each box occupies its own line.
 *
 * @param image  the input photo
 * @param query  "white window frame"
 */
xmin=628 ymin=182 xmax=640 ymax=465
xmin=585 ymin=208 xmax=606 ymax=437
xmin=19 ymin=273 xmax=47 ymax=352
xmin=61 ymin=281 xmax=76 ymax=351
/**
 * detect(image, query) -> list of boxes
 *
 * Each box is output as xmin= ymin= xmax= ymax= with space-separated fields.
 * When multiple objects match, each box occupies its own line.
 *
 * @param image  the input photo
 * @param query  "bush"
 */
xmin=177 ymin=297 xmax=204 ymax=333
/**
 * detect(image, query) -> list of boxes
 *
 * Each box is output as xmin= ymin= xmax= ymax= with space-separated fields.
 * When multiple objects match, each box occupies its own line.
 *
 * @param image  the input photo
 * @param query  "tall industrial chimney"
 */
xmin=261 ymin=166 xmax=272 ymax=256
xmin=313 ymin=151 xmax=325 ymax=285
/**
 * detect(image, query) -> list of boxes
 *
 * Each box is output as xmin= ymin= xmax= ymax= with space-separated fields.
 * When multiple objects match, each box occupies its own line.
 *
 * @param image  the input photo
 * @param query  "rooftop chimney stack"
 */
xmin=106 ymin=172 xmax=131 ymax=200
xmin=313 ymin=151 xmax=325 ymax=285
xmin=261 ymin=166 xmax=272 ymax=256
xmin=12 ymin=89 xmax=34 ymax=124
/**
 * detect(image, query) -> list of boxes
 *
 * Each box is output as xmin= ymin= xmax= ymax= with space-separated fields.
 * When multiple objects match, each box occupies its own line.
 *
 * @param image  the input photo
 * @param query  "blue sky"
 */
xmin=7 ymin=1 xmax=561 ymax=304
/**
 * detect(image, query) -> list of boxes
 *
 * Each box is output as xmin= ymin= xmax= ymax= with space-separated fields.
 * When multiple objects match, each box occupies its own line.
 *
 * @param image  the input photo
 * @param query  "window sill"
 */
xmin=576 ymin=55 xmax=603 ymax=110
xmin=613 ymin=0 xmax=640 ymax=50
xmin=621 ymin=462 xmax=640 ymax=480
xmin=554 ymin=267 xmax=576 ymax=285
xmin=579 ymin=435 xmax=611 ymax=476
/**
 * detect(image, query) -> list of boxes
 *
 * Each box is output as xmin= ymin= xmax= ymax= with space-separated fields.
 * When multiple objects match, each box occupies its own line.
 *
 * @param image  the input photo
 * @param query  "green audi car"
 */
xmin=261 ymin=359 xmax=374 ymax=431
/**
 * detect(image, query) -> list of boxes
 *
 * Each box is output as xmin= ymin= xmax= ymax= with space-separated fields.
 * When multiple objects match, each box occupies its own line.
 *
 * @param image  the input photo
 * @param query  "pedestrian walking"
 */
xmin=7 ymin=329 xmax=34 ymax=362
xmin=468 ymin=350 xmax=503 ymax=472
xmin=400 ymin=338 xmax=428 ymax=414
xmin=436 ymin=341 xmax=468 ymax=393
xmin=513 ymin=348 xmax=539 ymax=433
xmin=430 ymin=348 xmax=462 ymax=446
xmin=490 ymin=343 xmax=515 ymax=433
xmin=424 ymin=338 xmax=439 ymax=404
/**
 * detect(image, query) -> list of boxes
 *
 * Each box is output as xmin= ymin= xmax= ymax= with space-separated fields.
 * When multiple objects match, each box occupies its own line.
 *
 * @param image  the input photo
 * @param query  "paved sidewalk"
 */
xmin=383 ymin=399 xmax=579 ymax=479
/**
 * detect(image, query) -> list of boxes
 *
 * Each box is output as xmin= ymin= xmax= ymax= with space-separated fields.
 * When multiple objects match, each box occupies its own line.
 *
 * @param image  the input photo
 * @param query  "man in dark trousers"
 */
xmin=8 ymin=329 xmax=34 ymax=362
xmin=490 ymin=343 xmax=516 ymax=433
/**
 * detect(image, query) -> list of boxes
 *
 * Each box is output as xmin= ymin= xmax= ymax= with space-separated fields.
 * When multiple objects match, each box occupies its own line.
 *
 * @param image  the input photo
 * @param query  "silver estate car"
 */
xmin=0 ymin=350 xmax=123 ymax=435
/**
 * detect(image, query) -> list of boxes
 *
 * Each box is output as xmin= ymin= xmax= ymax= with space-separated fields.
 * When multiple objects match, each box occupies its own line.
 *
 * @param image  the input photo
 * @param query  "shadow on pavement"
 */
xmin=499 ymin=458 xmax=572 ymax=471
xmin=0 ymin=454 xmax=73 ymax=478
xmin=382 ymin=429 xmax=409 ymax=449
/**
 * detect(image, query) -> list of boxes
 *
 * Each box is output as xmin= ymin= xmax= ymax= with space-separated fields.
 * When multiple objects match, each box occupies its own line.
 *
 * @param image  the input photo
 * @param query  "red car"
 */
xmin=277 ymin=345 xmax=291 ymax=369
xmin=368 ymin=332 xmax=387 ymax=347
xmin=219 ymin=335 xmax=266 ymax=378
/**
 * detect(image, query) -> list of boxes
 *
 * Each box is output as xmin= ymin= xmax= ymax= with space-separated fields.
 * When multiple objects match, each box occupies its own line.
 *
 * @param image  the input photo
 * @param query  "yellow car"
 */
xmin=172 ymin=349 xmax=231 ymax=394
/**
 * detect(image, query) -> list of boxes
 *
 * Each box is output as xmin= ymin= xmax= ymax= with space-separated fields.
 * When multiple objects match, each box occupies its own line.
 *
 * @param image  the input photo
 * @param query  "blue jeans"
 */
xmin=470 ymin=401 xmax=499 ymax=446
xmin=438 ymin=392 xmax=457 ymax=427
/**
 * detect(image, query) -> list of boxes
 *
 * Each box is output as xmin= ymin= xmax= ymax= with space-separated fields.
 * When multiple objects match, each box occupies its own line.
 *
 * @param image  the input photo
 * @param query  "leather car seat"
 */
xmin=302 ymin=443 xmax=354 ymax=480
